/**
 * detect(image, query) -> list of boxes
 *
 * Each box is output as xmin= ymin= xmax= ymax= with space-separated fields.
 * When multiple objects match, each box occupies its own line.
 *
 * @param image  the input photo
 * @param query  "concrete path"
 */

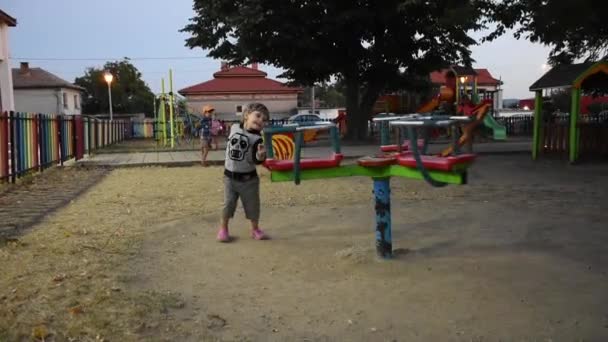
xmin=80 ymin=140 xmax=532 ymax=167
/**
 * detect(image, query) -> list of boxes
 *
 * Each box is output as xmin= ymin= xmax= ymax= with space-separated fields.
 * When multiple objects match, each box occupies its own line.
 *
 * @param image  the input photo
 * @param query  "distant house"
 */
xmin=0 ymin=9 xmax=17 ymax=111
xmin=179 ymin=63 xmax=302 ymax=120
xmin=12 ymin=62 xmax=84 ymax=115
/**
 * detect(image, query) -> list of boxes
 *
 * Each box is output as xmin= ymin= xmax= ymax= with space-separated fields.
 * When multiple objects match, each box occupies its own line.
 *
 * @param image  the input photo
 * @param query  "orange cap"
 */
xmin=202 ymin=105 xmax=215 ymax=113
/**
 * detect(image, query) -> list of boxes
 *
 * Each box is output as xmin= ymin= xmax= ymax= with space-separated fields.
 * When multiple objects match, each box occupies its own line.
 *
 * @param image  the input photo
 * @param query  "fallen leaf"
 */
xmin=53 ymin=274 xmax=67 ymax=282
xmin=69 ymin=305 xmax=84 ymax=315
xmin=32 ymin=325 xmax=50 ymax=340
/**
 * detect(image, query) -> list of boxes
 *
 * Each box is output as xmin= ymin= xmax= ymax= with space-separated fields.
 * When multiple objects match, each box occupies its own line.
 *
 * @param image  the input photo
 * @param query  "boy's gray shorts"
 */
xmin=223 ymin=176 xmax=260 ymax=221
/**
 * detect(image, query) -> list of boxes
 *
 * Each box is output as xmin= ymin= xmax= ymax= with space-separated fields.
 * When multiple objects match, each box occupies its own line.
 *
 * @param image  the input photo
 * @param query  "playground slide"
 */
xmin=483 ymin=114 xmax=507 ymax=140
xmin=416 ymin=97 xmax=440 ymax=113
xmin=440 ymin=102 xmax=492 ymax=157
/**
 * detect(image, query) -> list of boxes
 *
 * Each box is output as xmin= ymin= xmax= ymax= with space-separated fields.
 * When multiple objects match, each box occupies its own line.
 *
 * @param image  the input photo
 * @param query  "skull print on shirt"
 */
xmin=224 ymin=123 xmax=263 ymax=173
xmin=228 ymin=132 xmax=250 ymax=161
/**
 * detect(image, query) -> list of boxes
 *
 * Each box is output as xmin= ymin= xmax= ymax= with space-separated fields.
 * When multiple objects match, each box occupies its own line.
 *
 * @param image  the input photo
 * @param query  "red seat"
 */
xmin=264 ymin=153 xmax=344 ymax=171
xmin=357 ymin=155 xmax=397 ymax=167
xmin=380 ymin=139 xmax=425 ymax=152
xmin=396 ymin=154 xmax=476 ymax=172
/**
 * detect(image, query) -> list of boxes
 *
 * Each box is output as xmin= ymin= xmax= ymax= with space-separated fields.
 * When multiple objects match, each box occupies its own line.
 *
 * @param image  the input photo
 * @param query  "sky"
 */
xmin=3 ymin=0 xmax=552 ymax=99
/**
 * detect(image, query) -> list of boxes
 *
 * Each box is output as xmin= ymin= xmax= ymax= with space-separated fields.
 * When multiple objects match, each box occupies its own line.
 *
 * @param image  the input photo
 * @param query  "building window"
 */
xmin=63 ymin=92 xmax=68 ymax=109
xmin=236 ymin=105 xmax=243 ymax=113
xmin=74 ymin=94 xmax=80 ymax=109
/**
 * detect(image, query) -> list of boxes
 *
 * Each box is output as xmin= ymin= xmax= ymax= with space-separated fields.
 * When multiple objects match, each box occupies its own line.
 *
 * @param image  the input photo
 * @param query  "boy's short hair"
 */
xmin=202 ymin=105 xmax=215 ymax=113
xmin=242 ymin=103 xmax=269 ymax=121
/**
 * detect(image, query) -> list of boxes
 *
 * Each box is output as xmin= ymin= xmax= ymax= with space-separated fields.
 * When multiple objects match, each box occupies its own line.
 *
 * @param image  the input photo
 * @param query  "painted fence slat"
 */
xmin=131 ymin=119 xmax=156 ymax=138
xmin=0 ymin=111 xmax=127 ymax=183
xmin=0 ymin=112 xmax=8 ymax=179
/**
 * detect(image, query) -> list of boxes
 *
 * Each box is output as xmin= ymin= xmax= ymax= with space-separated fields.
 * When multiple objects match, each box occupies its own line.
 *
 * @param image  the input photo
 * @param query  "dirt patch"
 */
xmin=0 ymin=166 xmax=109 ymax=239
xmin=1 ymin=155 xmax=607 ymax=341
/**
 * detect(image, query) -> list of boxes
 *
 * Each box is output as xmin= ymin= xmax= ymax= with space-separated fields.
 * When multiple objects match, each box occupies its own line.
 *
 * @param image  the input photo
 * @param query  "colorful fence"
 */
xmin=131 ymin=119 xmax=156 ymax=138
xmin=0 ymin=112 xmax=127 ymax=183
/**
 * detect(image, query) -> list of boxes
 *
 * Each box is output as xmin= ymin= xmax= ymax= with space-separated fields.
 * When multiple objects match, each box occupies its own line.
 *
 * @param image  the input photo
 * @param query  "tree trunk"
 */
xmin=344 ymin=81 xmax=376 ymax=141
xmin=345 ymin=79 xmax=384 ymax=141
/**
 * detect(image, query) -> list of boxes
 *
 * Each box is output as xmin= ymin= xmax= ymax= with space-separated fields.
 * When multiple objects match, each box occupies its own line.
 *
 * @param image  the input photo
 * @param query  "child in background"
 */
xmin=199 ymin=105 xmax=214 ymax=166
xmin=210 ymin=115 xmax=222 ymax=150
xmin=217 ymin=102 xmax=269 ymax=242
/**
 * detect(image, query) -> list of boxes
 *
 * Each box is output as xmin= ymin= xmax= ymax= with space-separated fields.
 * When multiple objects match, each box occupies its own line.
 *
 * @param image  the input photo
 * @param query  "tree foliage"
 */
xmin=182 ymin=0 xmax=490 ymax=139
xmin=488 ymin=0 xmax=608 ymax=65
xmin=74 ymin=59 xmax=155 ymax=116
xmin=298 ymin=82 xmax=347 ymax=108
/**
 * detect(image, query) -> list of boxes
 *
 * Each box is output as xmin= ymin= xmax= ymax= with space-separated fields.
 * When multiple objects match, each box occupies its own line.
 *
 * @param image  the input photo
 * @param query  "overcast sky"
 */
xmin=4 ymin=0 xmax=552 ymax=99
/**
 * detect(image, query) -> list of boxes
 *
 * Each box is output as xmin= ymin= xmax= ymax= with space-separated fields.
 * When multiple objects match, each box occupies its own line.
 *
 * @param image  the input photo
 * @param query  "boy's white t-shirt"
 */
xmin=224 ymin=124 xmax=264 ymax=173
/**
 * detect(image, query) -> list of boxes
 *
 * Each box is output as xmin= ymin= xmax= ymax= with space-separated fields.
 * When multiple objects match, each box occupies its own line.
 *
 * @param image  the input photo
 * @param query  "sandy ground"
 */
xmin=1 ymin=155 xmax=608 ymax=341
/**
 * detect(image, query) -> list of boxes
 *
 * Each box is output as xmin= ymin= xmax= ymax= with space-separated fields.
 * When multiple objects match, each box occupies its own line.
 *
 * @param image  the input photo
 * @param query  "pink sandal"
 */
xmin=216 ymin=228 xmax=230 ymax=242
xmin=251 ymin=228 xmax=269 ymax=240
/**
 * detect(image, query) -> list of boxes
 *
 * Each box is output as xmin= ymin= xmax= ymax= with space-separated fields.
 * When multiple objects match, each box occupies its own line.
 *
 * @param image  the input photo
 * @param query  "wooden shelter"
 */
xmin=529 ymin=61 xmax=608 ymax=162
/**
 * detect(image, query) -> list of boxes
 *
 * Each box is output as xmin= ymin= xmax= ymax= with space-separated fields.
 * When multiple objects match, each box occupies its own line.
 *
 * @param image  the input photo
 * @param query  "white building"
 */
xmin=179 ymin=63 xmax=302 ymax=120
xmin=0 ymin=9 xmax=16 ymax=112
xmin=13 ymin=62 xmax=83 ymax=115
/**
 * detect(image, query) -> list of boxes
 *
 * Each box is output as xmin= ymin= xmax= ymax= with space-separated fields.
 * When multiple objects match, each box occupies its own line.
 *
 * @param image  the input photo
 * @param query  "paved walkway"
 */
xmin=81 ymin=140 xmax=532 ymax=167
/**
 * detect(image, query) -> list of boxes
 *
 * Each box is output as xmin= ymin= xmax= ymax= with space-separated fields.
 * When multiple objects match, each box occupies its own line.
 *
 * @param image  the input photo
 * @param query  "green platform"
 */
xmin=269 ymin=164 xmax=470 ymax=185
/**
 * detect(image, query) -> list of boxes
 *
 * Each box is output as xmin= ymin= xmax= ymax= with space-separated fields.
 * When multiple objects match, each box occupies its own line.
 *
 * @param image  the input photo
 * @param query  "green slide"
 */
xmin=483 ymin=114 xmax=507 ymax=140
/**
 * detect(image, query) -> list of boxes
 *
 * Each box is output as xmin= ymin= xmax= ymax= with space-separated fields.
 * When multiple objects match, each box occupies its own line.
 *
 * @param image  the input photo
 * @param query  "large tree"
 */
xmin=488 ymin=0 xmax=608 ymax=65
xmin=182 ymin=0 xmax=490 ymax=139
xmin=298 ymin=82 xmax=347 ymax=108
xmin=75 ymin=59 xmax=155 ymax=116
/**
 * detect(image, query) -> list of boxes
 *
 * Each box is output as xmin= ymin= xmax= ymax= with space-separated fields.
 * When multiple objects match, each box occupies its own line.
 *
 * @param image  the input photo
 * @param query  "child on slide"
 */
xmin=217 ymin=103 xmax=269 ymax=242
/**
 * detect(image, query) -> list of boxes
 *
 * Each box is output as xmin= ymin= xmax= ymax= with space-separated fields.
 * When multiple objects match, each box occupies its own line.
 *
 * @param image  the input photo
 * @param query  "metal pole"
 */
xmin=108 ymin=82 xmax=113 ymax=121
xmin=153 ymin=95 xmax=157 ymax=141
xmin=161 ymin=79 xmax=167 ymax=146
xmin=169 ymin=69 xmax=175 ymax=148
xmin=380 ymin=122 xmax=390 ymax=146
xmin=373 ymin=177 xmax=392 ymax=258
xmin=311 ymin=85 xmax=315 ymax=115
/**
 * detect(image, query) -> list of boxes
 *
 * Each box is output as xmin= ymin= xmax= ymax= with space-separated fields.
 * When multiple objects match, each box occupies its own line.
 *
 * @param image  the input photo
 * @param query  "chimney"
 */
xmin=20 ymin=62 xmax=30 ymax=74
xmin=221 ymin=61 xmax=229 ymax=71
xmin=251 ymin=62 xmax=258 ymax=70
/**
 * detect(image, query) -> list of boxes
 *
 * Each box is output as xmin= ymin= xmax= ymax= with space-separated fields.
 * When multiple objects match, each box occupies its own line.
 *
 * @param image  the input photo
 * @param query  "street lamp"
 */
xmin=459 ymin=76 xmax=468 ymax=104
xmin=104 ymin=72 xmax=114 ymax=121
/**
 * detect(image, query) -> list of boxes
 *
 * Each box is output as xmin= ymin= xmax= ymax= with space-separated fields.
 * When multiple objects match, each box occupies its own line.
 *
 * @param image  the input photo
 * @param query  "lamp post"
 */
xmin=104 ymin=72 xmax=114 ymax=121
xmin=459 ymin=76 xmax=467 ymax=103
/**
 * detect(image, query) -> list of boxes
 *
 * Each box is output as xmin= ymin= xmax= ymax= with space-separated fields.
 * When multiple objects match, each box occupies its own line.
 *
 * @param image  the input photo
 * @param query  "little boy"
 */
xmin=217 ymin=103 xmax=269 ymax=242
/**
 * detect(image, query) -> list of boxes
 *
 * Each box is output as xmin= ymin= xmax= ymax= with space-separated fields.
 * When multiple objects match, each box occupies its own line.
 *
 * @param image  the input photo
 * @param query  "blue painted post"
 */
xmin=329 ymin=126 xmax=341 ymax=154
xmin=263 ymin=132 xmax=274 ymax=159
xmin=373 ymin=177 xmax=392 ymax=258
xmin=380 ymin=122 xmax=390 ymax=145
xmin=293 ymin=131 xmax=303 ymax=185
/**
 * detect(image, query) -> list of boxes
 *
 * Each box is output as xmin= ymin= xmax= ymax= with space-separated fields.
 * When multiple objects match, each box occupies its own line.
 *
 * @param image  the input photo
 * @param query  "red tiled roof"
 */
xmin=179 ymin=65 xmax=302 ymax=95
xmin=475 ymin=69 xmax=501 ymax=85
xmin=430 ymin=71 xmax=447 ymax=84
xmin=430 ymin=68 xmax=501 ymax=86
xmin=212 ymin=66 xmax=268 ymax=78
xmin=0 ymin=9 xmax=17 ymax=26
xmin=12 ymin=66 xmax=83 ymax=91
